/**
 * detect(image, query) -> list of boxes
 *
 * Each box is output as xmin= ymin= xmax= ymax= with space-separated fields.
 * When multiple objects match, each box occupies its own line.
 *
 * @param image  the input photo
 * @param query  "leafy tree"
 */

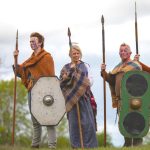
xmin=0 ymin=79 xmax=69 ymax=146
xmin=0 ymin=79 xmax=114 ymax=147
xmin=0 ymin=79 xmax=32 ymax=145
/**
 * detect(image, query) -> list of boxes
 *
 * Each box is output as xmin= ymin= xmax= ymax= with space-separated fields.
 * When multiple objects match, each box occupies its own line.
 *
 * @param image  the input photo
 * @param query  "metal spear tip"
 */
xmin=16 ymin=29 xmax=18 ymax=38
xmin=68 ymin=27 xmax=71 ymax=36
xmin=101 ymin=15 xmax=104 ymax=24
xmin=135 ymin=1 xmax=136 ymax=7
xmin=16 ymin=29 xmax=19 ymax=52
xmin=135 ymin=2 xmax=136 ymax=10
xmin=135 ymin=2 xmax=137 ymax=15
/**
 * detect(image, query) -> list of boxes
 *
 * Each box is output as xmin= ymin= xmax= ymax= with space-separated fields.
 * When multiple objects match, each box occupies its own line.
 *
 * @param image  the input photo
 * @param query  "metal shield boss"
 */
xmin=31 ymin=76 xmax=66 ymax=126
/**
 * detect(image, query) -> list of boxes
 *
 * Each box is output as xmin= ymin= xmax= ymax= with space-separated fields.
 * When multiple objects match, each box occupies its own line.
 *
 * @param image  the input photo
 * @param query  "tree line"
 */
xmin=0 ymin=79 xmax=112 ymax=147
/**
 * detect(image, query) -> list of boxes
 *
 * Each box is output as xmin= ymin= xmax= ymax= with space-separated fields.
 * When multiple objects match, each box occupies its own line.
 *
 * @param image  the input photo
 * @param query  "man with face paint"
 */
xmin=13 ymin=32 xmax=56 ymax=149
xmin=101 ymin=43 xmax=142 ymax=147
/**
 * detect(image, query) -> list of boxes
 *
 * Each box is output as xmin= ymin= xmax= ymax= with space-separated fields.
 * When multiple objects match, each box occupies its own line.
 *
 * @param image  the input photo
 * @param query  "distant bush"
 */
xmin=97 ymin=131 xmax=113 ymax=147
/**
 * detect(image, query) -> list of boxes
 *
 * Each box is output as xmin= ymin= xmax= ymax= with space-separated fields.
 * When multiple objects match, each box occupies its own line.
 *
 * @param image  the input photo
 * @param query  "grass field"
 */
xmin=0 ymin=145 xmax=150 ymax=150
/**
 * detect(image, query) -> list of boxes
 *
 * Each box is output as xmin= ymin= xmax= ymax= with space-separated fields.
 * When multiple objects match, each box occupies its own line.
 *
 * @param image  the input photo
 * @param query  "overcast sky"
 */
xmin=0 ymin=0 xmax=150 ymax=147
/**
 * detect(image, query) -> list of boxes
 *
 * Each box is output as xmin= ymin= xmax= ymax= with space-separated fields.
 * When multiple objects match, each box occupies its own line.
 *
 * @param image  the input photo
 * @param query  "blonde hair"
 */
xmin=120 ymin=43 xmax=131 ymax=52
xmin=69 ymin=44 xmax=82 ymax=59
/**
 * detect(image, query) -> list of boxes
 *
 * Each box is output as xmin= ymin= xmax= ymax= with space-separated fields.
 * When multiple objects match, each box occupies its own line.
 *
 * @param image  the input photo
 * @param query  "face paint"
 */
xmin=30 ymin=37 xmax=41 ymax=50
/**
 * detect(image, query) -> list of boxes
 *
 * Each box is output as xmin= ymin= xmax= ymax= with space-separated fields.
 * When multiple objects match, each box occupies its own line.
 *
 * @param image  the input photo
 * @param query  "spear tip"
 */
xmin=16 ymin=29 xmax=19 ymax=51
xmin=68 ymin=27 xmax=71 ymax=37
xmin=16 ymin=29 xmax=18 ymax=38
xmin=101 ymin=15 xmax=104 ymax=24
xmin=135 ymin=1 xmax=137 ymax=12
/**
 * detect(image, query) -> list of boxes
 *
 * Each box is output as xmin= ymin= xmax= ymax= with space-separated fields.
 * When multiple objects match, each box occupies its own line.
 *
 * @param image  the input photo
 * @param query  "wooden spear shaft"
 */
xmin=76 ymin=102 xmax=84 ymax=149
xmin=101 ymin=15 xmax=107 ymax=147
xmin=135 ymin=2 xmax=139 ymax=54
xmin=67 ymin=27 xmax=84 ymax=149
xmin=12 ymin=30 xmax=18 ymax=145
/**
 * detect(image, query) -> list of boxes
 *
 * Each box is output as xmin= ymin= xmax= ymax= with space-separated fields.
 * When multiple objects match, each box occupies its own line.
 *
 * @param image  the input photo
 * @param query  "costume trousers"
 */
xmin=31 ymin=115 xmax=57 ymax=148
xmin=28 ymin=92 xmax=56 ymax=148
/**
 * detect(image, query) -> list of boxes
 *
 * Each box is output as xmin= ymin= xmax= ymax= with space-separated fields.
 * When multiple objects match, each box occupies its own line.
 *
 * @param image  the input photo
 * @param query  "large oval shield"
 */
xmin=31 ymin=76 xmax=66 ymax=126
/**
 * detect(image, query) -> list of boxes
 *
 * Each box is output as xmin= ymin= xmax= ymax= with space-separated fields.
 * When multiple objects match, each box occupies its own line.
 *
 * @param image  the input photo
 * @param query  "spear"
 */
xmin=67 ymin=27 xmax=84 ymax=149
xmin=12 ymin=30 xmax=19 ymax=145
xmin=135 ymin=2 xmax=139 ymax=54
xmin=101 ymin=15 xmax=107 ymax=147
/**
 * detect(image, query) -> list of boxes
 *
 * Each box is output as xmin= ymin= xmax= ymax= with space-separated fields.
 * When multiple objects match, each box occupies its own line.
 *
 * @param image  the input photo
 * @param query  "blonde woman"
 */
xmin=60 ymin=44 xmax=98 ymax=148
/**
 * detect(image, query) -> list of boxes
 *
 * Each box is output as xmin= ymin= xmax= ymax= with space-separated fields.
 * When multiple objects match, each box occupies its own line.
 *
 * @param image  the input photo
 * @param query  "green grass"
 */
xmin=0 ymin=145 xmax=150 ymax=150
